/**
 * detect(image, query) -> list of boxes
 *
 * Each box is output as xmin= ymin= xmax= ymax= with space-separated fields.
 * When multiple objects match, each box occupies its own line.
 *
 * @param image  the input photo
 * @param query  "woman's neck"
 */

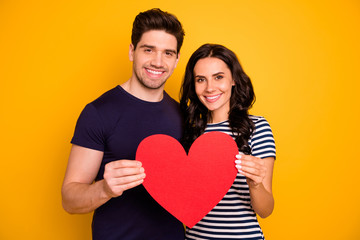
xmin=209 ymin=113 xmax=229 ymax=124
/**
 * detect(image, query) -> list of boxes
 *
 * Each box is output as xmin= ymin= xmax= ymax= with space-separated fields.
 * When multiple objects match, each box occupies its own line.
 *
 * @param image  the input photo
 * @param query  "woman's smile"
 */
xmin=194 ymin=57 xmax=234 ymax=122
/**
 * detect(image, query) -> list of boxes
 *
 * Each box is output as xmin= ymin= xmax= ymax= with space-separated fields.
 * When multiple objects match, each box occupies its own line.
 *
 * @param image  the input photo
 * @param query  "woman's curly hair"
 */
xmin=180 ymin=44 xmax=255 ymax=154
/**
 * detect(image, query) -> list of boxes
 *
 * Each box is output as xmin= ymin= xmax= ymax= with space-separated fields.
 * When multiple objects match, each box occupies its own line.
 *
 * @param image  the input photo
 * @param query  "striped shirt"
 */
xmin=185 ymin=115 xmax=276 ymax=240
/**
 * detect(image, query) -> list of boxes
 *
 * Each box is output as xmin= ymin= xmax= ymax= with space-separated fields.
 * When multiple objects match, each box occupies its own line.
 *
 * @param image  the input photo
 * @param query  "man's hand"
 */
xmin=103 ymin=160 xmax=146 ymax=198
xmin=62 ymin=145 xmax=146 ymax=214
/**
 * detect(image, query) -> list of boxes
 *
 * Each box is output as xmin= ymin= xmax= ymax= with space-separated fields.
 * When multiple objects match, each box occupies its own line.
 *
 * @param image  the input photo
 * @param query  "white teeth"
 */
xmin=206 ymin=94 xmax=220 ymax=100
xmin=146 ymin=69 xmax=163 ymax=75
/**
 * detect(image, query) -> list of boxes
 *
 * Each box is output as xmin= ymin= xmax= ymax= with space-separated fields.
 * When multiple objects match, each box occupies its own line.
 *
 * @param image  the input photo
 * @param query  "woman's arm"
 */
xmin=235 ymin=155 xmax=275 ymax=218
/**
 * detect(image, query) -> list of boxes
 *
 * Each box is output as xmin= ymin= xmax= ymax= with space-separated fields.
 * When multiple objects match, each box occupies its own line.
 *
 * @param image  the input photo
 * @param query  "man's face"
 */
xmin=129 ymin=30 xmax=179 ymax=90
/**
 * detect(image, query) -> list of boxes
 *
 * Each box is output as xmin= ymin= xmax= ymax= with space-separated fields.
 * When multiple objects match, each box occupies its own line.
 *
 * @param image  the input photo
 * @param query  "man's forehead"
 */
xmin=137 ymin=30 xmax=177 ymax=52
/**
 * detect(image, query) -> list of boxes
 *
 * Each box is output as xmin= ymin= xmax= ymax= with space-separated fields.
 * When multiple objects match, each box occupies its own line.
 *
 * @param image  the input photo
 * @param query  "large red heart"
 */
xmin=136 ymin=131 xmax=238 ymax=228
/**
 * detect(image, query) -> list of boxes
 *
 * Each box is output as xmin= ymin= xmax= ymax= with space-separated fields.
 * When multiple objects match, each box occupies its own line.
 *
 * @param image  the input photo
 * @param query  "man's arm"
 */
xmin=61 ymin=145 xmax=146 ymax=214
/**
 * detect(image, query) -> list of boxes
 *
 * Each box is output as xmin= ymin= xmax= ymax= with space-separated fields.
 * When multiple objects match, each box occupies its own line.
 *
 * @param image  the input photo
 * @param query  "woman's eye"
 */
xmin=215 ymin=75 xmax=224 ymax=80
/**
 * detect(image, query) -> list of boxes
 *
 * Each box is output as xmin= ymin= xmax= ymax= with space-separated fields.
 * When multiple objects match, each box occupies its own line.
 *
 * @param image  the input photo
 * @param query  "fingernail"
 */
xmin=235 ymin=160 xmax=241 ymax=164
xmin=235 ymin=164 xmax=241 ymax=169
xmin=236 ymin=154 xmax=242 ymax=158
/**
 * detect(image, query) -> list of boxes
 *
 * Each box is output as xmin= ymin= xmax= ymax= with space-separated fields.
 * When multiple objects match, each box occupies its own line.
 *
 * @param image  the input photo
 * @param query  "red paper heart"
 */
xmin=136 ymin=131 xmax=238 ymax=228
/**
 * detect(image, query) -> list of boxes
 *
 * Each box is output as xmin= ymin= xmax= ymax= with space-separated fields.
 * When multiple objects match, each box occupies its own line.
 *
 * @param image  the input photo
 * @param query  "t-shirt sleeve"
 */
xmin=250 ymin=117 xmax=276 ymax=159
xmin=71 ymin=103 xmax=105 ymax=152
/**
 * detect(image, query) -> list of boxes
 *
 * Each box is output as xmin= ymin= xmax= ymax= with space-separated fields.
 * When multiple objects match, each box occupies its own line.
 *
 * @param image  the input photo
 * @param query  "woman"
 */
xmin=180 ymin=44 xmax=276 ymax=239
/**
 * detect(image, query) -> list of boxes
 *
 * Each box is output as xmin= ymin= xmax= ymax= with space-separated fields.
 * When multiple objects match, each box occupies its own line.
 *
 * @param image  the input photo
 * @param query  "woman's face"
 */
xmin=194 ymin=57 xmax=235 ymax=123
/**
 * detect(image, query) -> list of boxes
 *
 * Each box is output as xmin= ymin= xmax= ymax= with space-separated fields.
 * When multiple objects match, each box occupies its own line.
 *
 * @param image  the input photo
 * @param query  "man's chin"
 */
xmin=140 ymin=79 xmax=167 ymax=90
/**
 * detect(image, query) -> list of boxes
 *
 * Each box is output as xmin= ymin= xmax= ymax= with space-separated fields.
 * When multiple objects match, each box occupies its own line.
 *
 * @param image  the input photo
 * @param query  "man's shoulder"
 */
xmin=91 ymin=86 xmax=122 ymax=106
xmin=163 ymin=91 xmax=180 ymax=107
xmin=81 ymin=86 xmax=128 ymax=121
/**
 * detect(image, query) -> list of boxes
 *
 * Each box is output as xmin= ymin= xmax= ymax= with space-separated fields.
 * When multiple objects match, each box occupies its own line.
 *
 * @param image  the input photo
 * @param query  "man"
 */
xmin=61 ymin=8 xmax=185 ymax=239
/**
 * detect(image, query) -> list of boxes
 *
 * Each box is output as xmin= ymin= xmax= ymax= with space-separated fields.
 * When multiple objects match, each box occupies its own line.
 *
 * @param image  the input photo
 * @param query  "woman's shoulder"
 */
xmin=248 ymin=115 xmax=274 ymax=133
xmin=249 ymin=115 xmax=268 ymax=124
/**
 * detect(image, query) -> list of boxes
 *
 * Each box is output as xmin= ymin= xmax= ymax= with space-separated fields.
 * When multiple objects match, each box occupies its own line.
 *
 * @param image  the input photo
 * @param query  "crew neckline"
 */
xmin=207 ymin=120 xmax=229 ymax=126
xmin=116 ymin=85 xmax=166 ymax=105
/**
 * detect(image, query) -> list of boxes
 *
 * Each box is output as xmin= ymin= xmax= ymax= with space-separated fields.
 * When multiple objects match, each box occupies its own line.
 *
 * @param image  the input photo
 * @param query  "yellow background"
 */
xmin=1 ymin=0 xmax=359 ymax=239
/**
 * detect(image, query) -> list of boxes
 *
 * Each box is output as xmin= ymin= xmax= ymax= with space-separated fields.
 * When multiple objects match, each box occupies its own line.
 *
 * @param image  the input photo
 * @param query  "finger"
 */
xmin=116 ymin=167 xmax=145 ymax=177
xmin=242 ymin=172 xmax=262 ymax=187
xmin=235 ymin=159 xmax=258 ymax=170
xmin=109 ymin=179 xmax=145 ymax=196
xmin=236 ymin=154 xmax=249 ymax=159
xmin=116 ymin=179 xmax=145 ymax=192
xmin=239 ymin=160 xmax=263 ymax=169
xmin=105 ymin=166 xmax=144 ymax=180
xmin=236 ymin=154 xmax=262 ymax=163
xmin=236 ymin=156 xmax=264 ymax=168
xmin=236 ymin=164 xmax=265 ymax=177
xmin=110 ymin=173 xmax=146 ymax=186
xmin=107 ymin=160 xmax=142 ymax=169
xmin=236 ymin=167 xmax=262 ymax=183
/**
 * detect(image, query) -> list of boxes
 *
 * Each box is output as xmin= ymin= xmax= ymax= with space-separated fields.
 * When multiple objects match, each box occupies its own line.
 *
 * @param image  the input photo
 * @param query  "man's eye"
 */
xmin=165 ymin=51 xmax=174 ymax=56
xmin=145 ymin=49 xmax=152 ymax=52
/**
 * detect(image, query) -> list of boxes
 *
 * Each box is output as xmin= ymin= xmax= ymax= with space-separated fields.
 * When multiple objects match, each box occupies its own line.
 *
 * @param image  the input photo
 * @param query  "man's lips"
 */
xmin=145 ymin=68 xmax=165 ymax=75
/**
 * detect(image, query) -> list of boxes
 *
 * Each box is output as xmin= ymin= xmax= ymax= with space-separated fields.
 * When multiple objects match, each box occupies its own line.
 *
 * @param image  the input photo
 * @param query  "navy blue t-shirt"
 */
xmin=71 ymin=85 xmax=185 ymax=240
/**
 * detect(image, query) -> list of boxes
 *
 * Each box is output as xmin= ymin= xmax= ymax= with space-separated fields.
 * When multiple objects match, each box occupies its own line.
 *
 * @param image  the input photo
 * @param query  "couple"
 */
xmin=61 ymin=8 xmax=276 ymax=240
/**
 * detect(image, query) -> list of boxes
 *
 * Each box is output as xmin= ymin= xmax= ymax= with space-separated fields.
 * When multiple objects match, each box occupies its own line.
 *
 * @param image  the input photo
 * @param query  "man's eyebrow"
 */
xmin=139 ymin=44 xmax=155 ymax=49
xmin=165 ymin=49 xmax=177 ymax=54
xmin=139 ymin=44 xmax=177 ymax=54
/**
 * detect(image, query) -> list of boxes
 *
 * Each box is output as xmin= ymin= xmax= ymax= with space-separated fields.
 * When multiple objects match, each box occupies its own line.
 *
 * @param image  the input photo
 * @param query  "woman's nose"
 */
xmin=205 ymin=80 xmax=215 ymax=92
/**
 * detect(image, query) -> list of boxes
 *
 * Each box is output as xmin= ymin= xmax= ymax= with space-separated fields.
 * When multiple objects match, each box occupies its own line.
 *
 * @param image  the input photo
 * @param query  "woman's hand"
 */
xmin=235 ymin=154 xmax=266 ymax=188
xmin=235 ymin=154 xmax=275 ymax=218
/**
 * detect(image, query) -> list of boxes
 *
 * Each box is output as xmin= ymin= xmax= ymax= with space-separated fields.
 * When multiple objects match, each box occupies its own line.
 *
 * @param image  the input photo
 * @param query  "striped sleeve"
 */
xmin=249 ymin=116 xmax=276 ymax=159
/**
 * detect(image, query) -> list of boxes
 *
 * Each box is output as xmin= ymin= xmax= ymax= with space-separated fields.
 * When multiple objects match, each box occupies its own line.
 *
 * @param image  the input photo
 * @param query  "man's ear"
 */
xmin=174 ymin=52 xmax=180 ymax=68
xmin=129 ymin=44 xmax=135 ymax=61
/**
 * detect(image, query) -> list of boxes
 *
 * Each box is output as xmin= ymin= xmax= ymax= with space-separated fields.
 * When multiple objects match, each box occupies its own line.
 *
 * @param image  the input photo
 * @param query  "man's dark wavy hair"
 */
xmin=180 ymin=44 xmax=255 ymax=153
xmin=131 ymin=8 xmax=185 ymax=55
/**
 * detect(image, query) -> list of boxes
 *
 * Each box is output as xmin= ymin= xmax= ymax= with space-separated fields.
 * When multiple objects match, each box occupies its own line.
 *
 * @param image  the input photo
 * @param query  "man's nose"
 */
xmin=150 ymin=52 xmax=164 ymax=68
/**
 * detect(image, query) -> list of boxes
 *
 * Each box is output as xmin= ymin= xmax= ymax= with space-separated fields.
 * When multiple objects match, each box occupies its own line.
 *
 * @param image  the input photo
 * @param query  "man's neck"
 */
xmin=121 ymin=79 xmax=164 ymax=102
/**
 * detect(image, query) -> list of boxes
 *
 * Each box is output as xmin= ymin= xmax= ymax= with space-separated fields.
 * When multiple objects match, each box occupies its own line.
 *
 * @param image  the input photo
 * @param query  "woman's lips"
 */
xmin=204 ymin=94 xmax=221 ymax=103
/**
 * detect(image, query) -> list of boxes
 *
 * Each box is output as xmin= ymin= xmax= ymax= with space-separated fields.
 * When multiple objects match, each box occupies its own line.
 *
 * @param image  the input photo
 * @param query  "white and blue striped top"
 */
xmin=185 ymin=115 xmax=276 ymax=240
